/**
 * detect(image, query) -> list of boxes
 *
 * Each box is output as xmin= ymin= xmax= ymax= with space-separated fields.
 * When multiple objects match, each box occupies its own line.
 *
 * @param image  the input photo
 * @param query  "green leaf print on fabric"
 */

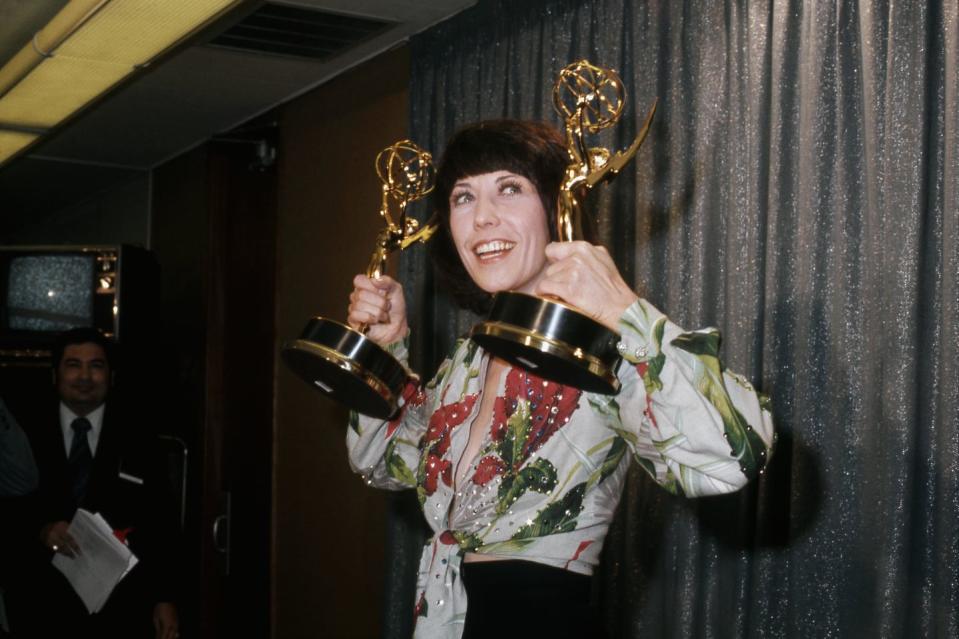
xmin=521 ymin=457 xmax=559 ymax=492
xmin=511 ymin=483 xmax=586 ymax=540
xmin=497 ymin=401 xmax=531 ymax=469
xmin=348 ymin=410 xmax=360 ymax=435
xmin=451 ymin=530 xmax=484 ymax=552
xmin=758 ymin=392 xmax=773 ymax=414
xmin=633 ymin=454 xmax=657 ymax=480
xmin=427 ymin=361 xmax=449 ymax=391
xmin=496 ymin=457 xmax=558 ymax=515
xmin=428 ymin=338 xmax=473 ymax=392
xmin=474 ymin=538 xmax=537 ymax=555
xmin=671 ymin=329 xmax=768 ymax=477
xmin=385 ymin=439 xmax=416 ymax=486
xmin=588 ymin=436 xmax=627 ymax=488
xmin=662 ymin=465 xmax=684 ymax=496
xmin=643 ymin=318 xmax=667 ymax=395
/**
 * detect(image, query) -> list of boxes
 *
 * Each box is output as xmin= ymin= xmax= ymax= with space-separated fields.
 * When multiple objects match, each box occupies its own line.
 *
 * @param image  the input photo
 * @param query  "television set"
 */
xmin=0 ymin=245 xmax=159 ymax=365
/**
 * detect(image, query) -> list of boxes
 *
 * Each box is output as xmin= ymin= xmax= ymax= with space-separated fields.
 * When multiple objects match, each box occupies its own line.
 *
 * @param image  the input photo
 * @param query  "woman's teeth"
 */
xmin=475 ymin=240 xmax=515 ymax=259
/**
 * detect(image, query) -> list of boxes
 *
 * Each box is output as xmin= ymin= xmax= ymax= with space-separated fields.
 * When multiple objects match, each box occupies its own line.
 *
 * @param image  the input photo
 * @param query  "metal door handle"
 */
xmin=212 ymin=491 xmax=231 ymax=575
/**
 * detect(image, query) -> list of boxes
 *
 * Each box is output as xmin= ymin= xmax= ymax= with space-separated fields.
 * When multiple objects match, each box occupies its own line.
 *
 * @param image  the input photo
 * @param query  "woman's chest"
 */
xmin=418 ymin=357 xmax=616 ymax=529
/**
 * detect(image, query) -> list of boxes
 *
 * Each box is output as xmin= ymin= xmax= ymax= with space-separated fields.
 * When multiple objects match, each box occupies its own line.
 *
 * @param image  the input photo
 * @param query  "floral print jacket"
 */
xmin=347 ymin=298 xmax=775 ymax=638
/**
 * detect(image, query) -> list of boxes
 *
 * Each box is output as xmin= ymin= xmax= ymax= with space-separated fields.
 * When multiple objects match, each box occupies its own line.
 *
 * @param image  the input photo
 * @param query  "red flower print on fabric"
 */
xmin=507 ymin=368 xmax=581 ymax=460
xmin=472 ymin=455 xmax=507 ymax=486
xmin=481 ymin=367 xmax=581 ymax=486
xmin=426 ymin=394 xmax=478 ymax=450
xmin=564 ymin=539 xmax=594 ymax=570
xmin=413 ymin=592 xmax=427 ymax=619
xmin=635 ymin=363 xmax=660 ymax=430
xmin=423 ymin=453 xmax=451 ymax=495
xmin=489 ymin=395 xmax=516 ymax=443
xmin=386 ymin=380 xmax=425 ymax=438
xmin=438 ymin=530 xmax=458 ymax=545
xmin=421 ymin=393 xmax=478 ymax=496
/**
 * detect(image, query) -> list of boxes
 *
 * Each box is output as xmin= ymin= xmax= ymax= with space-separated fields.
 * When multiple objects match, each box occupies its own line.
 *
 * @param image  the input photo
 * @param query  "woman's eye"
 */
xmin=500 ymin=181 xmax=522 ymax=195
xmin=452 ymin=191 xmax=473 ymax=206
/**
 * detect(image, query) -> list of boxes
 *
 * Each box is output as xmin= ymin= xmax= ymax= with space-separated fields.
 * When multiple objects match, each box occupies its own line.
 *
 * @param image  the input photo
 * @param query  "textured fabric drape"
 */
xmin=383 ymin=1 xmax=959 ymax=636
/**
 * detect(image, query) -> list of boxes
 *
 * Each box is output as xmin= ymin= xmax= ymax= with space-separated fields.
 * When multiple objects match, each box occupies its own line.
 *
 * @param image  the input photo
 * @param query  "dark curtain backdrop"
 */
xmin=381 ymin=1 xmax=959 ymax=637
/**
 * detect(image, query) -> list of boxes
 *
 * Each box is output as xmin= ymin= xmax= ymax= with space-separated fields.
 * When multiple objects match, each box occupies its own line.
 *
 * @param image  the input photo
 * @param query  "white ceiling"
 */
xmin=0 ymin=0 xmax=474 ymax=236
xmin=0 ymin=0 xmax=474 ymax=169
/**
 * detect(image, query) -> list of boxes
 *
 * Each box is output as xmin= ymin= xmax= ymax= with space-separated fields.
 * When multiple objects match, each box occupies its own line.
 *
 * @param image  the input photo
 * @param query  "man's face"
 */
xmin=56 ymin=342 xmax=110 ymax=415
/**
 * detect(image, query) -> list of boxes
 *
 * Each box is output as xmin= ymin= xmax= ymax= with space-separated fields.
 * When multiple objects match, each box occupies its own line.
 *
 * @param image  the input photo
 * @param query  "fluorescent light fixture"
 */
xmin=0 ymin=130 xmax=39 ymax=160
xmin=0 ymin=0 xmax=242 ymax=166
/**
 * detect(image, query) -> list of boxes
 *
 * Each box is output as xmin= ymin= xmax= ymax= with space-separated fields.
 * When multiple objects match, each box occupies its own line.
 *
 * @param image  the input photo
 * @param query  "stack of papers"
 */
xmin=51 ymin=509 xmax=139 ymax=614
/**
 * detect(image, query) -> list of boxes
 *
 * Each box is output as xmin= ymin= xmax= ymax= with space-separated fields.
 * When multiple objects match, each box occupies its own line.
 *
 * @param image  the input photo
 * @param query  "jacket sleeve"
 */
xmin=345 ymin=338 xmax=431 ymax=491
xmin=592 ymin=298 xmax=775 ymax=497
xmin=0 ymin=398 xmax=39 ymax=498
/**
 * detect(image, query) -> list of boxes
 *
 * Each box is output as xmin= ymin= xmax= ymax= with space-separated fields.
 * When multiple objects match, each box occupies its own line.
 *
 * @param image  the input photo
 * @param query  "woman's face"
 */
xmin=448 ymin=170 xmax=551 ymax=295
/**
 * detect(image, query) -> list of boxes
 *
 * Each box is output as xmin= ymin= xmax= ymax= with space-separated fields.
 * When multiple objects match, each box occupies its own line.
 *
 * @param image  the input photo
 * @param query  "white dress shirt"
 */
xmin=60 ymin=402 xmax=105 ymax=457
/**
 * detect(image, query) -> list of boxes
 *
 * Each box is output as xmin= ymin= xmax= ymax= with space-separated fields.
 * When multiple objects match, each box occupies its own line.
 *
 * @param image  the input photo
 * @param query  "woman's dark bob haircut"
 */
xmin=430 ymin=119 xmax=593 ymax=314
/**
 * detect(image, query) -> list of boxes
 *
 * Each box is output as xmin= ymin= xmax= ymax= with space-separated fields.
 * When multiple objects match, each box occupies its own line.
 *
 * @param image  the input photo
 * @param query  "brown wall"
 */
xmin=149 ymin=144 xmax=212 ymax=635
xmin=272 ymin=48 xmax=410 ymax=639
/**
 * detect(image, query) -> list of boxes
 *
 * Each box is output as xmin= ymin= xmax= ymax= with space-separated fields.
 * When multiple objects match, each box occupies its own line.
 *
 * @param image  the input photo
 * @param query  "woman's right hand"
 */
xmin=347 ymin=274 xmax=408 ymax=347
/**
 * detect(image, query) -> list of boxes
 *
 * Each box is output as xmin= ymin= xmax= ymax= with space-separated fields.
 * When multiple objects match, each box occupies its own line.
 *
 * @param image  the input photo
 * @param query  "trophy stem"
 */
xmin=281 ymin=139 xmax=436 ymax=418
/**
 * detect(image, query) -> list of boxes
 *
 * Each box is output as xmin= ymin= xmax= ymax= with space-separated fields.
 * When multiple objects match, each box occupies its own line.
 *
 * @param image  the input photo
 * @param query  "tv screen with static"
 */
xmin=6 ymin=254 xmax=95 ymax=331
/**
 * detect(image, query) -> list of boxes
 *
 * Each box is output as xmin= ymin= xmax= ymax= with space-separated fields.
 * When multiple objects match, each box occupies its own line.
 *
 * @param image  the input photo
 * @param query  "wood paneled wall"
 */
xmin=272 ymin=48 xmax=410 ymax=639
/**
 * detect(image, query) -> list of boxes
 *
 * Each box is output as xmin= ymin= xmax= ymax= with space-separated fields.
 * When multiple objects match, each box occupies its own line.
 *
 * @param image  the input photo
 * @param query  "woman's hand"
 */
xmin=347 ymin=274 xmax=409 ymax=347
xmin=535 ymin=241 xmax=639 ymax=332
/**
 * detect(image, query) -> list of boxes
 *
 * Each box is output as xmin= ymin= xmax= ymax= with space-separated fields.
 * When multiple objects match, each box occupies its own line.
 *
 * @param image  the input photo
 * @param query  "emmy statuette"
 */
xmin=470 ymin=60 xmax=657 ymax=394
xmin=282 ymin=141 xmax=436 ymax=418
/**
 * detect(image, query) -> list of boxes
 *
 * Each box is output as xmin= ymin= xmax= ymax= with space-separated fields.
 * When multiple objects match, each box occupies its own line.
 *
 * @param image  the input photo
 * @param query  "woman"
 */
xmin=346 ymin=120 xmax=774 ymax=638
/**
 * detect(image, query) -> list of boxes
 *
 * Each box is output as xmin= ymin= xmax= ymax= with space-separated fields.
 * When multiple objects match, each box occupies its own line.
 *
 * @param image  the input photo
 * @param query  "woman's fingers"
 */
xmin=537 ymin=242 xmax=638 ymax=331
xmin=348 ymin=275 xmax=395 ymax=326
xmin=345 ymin=274 xmax=409 ymax=346
xmin=349 ymin=287 xmax=391 ymax=325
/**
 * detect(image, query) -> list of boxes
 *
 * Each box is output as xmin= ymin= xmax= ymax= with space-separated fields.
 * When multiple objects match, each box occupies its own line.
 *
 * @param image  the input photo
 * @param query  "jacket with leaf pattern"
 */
xmin=346 ymin=298 xmax=775 ymax=638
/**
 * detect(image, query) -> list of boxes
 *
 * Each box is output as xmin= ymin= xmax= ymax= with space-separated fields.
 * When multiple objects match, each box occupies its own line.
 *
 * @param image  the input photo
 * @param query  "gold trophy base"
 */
xmin=470 ymin=292 xmax=621 ymax=394
xmin=281 ymin=317 xmax=408 ymax=419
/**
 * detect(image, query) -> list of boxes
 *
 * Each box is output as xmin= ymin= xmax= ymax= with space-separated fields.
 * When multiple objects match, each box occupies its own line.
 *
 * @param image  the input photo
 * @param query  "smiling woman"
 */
xmin=340 ymin=118 xmax=775 ymax=639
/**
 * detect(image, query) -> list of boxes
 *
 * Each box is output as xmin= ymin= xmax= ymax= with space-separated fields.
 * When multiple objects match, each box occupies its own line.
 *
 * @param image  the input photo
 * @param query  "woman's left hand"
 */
xmin=535 ymin=241 xmax=639 ymax=332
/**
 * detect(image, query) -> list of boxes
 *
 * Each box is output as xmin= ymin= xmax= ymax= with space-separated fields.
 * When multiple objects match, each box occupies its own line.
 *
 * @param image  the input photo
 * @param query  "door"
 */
xmin=199 ymin=126 xmax=277 ymax=638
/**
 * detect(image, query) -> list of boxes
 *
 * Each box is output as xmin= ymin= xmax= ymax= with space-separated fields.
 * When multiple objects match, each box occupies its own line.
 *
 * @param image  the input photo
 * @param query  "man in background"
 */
xmin=6 ymin=328 xmax=179 ymax=639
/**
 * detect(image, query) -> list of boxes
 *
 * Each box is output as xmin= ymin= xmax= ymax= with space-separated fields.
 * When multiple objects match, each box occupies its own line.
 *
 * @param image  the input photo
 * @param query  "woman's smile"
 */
xmin=473 ymin=239 xmax=516 ymax=261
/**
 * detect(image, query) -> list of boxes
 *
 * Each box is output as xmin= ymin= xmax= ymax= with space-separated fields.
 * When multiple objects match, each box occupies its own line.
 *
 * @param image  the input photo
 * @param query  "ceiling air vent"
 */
xmin=206 ymin=2 xmax=395 ymax=61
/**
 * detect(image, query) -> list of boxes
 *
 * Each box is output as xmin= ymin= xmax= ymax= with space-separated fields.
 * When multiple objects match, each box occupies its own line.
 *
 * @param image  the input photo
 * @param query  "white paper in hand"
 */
xmin=51 ymin=508 xmax=139 ymax=613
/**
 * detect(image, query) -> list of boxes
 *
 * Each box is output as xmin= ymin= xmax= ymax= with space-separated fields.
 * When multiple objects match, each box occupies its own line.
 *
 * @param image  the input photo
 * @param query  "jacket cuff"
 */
xmin=616 ymin=298 xmax=666 ymax=364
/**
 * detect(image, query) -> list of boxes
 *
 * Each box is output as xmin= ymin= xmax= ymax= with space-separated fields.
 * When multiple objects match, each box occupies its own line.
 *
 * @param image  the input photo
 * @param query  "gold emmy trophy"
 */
xmin=470 ymin=60 xmax=657 ymax=394
xmin=282 ymin=140 xmax=437 ymax=418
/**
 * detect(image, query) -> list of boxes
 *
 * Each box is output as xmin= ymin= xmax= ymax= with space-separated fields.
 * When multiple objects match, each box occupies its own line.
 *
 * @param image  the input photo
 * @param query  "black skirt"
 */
xmin=460 ymin=559 xmax=606 ymax=638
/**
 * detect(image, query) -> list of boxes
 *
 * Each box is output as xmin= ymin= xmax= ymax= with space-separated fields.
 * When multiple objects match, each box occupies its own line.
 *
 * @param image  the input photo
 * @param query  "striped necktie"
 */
xmin=69 ymin=417 xmax=93 ymax=504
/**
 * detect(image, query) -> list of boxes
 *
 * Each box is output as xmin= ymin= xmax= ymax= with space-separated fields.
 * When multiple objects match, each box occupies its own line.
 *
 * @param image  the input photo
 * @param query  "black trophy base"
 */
xmin=281 ymin=317 xmax=407 ymax=419
xmin=470 ymin=291 xmax=622 ymax=394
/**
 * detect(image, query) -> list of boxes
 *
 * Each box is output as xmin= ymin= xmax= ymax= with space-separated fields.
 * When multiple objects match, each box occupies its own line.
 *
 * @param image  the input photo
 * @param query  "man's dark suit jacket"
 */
xmin=7 ymin=398 xmax=178 ymax=638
